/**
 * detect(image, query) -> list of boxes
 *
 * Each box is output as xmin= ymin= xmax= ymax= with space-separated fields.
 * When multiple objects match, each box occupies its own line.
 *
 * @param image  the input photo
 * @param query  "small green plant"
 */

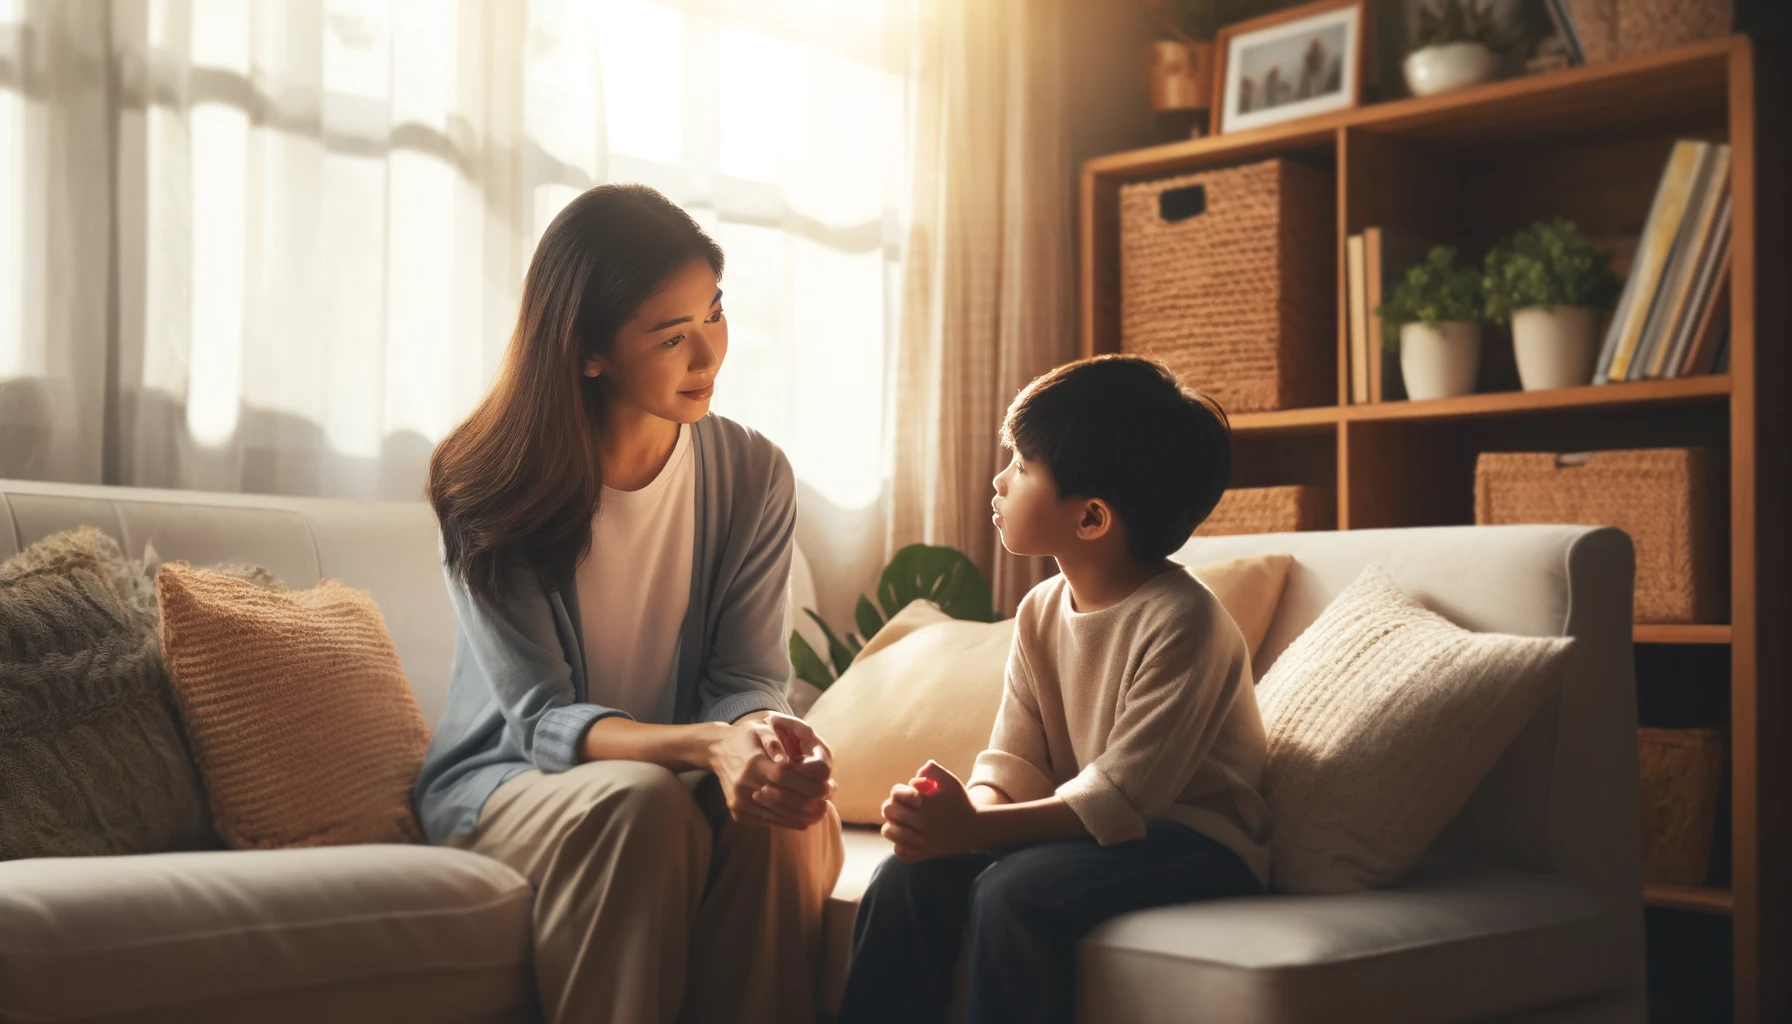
xmin=1411 ymin=0 xmax=1515 ymax=52
xmin=1375 ymin=245 xmax=1486 ymax=351
xmin=789 ymin=543 xmax=999 ymax=691
xmin=1481 ymin=218 xmax=1620 ymax=323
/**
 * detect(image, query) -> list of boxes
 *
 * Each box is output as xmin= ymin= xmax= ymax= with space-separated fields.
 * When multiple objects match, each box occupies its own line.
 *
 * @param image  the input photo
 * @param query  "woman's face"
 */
xmin=586 ymin=258 xmax=727 ymax=424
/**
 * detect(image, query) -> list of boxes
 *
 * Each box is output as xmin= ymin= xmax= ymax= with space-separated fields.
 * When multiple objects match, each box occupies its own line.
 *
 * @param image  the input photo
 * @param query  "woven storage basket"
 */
xmin=1474 ymin=448 xmax=1720 ymax=623
xmin=1195 ymin=486 xmax=1334 ymax=537
xmin=1638 ymin=727 xmax=1726 ymax=884
xmin=1566 ymin=0 xmax=1731 ymax=63
xmin=1119 ymin=159 xmax=1334 ymax=413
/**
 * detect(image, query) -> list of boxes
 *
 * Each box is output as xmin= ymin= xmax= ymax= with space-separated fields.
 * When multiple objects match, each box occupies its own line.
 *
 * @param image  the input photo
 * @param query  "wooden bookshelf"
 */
xmin=1229 ymin=376 xmax=1733 ymax=433
xmin=1080 ymin=36 xmax=1784 ymax=1022
xmin=1646 ymin=883 xmax=1736 ymax=916
xmin=1636 ymin=624 xmax=1733 ymax=645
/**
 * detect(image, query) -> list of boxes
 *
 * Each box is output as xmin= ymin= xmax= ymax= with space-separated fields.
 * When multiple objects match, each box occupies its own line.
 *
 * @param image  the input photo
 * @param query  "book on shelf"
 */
xmin=1640 ymin=144 xmax=1731 ymax=379
xmin=1682 ymin=246 xmax=1733 ymax=377
xmin=1545 ymin=0 xmax=1585 ymax=64
xmin=1595 ymin=140 xmax=1733 ymax=384
xmin=1364 ymin=226 xmax=1427 ymax=403
xmin=1664 ymin=205 xmax=1732 ymax=378
xmin=1347 ymin=233 xmax=1369 ymax=404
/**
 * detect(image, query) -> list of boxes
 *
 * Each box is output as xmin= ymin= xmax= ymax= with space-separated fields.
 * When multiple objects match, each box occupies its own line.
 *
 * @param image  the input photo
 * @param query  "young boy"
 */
xmin=836 ymin=355 xmax=1271 ymax=1024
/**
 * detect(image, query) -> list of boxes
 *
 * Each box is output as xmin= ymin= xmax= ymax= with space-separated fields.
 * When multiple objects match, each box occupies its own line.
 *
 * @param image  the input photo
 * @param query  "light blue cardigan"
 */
xmin=414 ymin=414 xmax=796 ymax=843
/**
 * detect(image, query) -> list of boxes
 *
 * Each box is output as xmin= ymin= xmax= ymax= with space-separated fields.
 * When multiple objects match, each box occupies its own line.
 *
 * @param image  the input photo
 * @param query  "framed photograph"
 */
xmin=1213 ymin=0 xmax=1366 ymax=135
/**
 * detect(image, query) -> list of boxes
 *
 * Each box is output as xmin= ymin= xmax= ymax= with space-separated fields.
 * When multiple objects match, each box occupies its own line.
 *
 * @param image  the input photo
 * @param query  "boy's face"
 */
xmin=992 ymin=448 xmax=1104 ymax=557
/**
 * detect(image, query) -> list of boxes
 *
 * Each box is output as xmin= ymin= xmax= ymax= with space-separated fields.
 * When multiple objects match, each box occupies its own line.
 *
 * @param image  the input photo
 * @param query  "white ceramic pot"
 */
xmin=1511 ymin=305 xmax=1599 ymax=391
xmin=1400 ymin=321 xmax=1481 ymax=400
xmin=1403 ymin=43 xmax=1502 ymax=97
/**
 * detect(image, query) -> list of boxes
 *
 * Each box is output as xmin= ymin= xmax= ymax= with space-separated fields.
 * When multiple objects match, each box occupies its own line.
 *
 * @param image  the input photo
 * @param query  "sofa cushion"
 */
xmin=0 ymin=844 xmax=533 ymax=1023
xmin=1073 ymin=857 xmax=1624 ymax=1024
xmin=1256 ymin=565 xmax=1574 ymax=894
xmin=156 ymin=564 xmax=433 ymax=848
xmin=0 ymin=529 xmax=214 ymax=860
xmin=820 ymin=829 xmax=1624 ymax=1022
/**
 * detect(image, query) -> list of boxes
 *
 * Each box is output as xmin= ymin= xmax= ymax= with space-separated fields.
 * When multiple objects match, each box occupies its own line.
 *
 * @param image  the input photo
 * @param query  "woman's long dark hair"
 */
xmin=429 ymin=184 xmax=724 ymax=604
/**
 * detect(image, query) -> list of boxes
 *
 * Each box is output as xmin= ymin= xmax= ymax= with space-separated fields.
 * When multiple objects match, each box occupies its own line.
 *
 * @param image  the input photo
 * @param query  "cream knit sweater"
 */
xmin=967 ymin=567 xmax=1272 ymax=885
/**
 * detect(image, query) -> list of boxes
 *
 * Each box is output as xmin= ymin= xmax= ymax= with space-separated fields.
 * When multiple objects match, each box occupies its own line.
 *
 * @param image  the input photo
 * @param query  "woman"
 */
xmin=415 ymin=184 xmax=844 ymax=1024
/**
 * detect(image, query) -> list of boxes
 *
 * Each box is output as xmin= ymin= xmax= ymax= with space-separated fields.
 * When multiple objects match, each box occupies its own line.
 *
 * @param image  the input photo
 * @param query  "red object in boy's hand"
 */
xmin=913 ymin=777 xmax=939 ymax=797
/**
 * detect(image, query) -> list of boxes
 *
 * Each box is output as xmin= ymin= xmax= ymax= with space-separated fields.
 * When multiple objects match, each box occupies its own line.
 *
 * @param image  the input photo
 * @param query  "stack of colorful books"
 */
xmin=1594 ymin=139 xmax=1733 ymax=383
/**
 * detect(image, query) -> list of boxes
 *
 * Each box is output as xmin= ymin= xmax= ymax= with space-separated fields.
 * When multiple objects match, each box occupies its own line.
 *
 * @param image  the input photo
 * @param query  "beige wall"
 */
xmin=1064 ymin=0 xmax=1162 ymax=341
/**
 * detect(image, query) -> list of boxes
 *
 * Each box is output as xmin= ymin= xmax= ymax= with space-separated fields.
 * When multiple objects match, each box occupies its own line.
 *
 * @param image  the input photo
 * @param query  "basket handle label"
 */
xmin=1159 ymin=184 xmax=1206 ymax=223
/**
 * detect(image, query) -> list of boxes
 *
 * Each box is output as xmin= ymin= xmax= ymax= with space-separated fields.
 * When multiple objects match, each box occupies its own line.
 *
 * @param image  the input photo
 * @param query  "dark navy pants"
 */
xmin=836 ymin=820 xmax=1261 ymax=1024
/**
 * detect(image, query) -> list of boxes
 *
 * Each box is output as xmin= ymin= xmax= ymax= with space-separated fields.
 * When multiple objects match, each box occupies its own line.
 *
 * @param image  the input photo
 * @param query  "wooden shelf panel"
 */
xmin=1644 ymin=883 xmax=1735 ymax=915
xmin=1636 ymin=624 xmax=1733 ymax=645
xmin=1084 ymin=37 xmax=1737 ymax=183
xmin=1229 ymin=406 xmax=1341 ymax=434
xmin=1343 ymin=376 xmax=1730 ymax=425
xmin=1230 ymin=376 xmax=1729 ymax=435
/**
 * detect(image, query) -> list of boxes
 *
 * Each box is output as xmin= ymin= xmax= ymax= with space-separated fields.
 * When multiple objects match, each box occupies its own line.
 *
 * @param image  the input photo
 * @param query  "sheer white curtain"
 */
xmin=887 ymin=0 xmax=1074 ymax=615
xmin=0 ymin=0 xmax=907 ymax=509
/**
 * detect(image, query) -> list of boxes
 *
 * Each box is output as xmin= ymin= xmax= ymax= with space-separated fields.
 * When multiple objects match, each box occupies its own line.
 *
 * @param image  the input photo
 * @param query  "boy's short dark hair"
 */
xmin=1001 ymin=355 xmax=1231 ymax=564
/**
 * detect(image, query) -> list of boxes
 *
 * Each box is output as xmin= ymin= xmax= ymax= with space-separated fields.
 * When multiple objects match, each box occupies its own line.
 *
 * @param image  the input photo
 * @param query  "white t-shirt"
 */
xmin=574 ymin=423 xmax=695 ymax=724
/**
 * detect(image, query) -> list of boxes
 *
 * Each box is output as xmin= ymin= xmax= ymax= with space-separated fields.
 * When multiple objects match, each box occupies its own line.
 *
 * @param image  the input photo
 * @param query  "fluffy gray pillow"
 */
xmin=0 ymin=528 xmax=215 ymax=859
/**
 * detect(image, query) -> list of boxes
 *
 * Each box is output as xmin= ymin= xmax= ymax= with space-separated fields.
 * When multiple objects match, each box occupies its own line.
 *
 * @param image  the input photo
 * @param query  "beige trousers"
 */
xmin=450 ymin=760 xmax=844 ymax=1024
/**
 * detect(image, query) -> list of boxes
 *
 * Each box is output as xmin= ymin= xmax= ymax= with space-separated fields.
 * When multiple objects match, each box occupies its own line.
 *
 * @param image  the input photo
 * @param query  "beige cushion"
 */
xmin=1257 ymin=565 xmax=1574 ymax=894
xmin=810 ymin=556 xmax=1293 ymax=825
xmin=0 ymin=844 xmax=534 ymax=1023
xmin=156 ymin=564 xmax=433 ymax=849
xmin=810 ymin=604 xmax=1014 ymax=824
xmin=1072 ymin=856 xmax=1624 ymax=1024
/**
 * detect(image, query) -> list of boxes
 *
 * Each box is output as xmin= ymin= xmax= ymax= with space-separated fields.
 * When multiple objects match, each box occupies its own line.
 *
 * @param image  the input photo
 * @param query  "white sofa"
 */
xmin=0 ymin=480 xmax=1646 ymax=1023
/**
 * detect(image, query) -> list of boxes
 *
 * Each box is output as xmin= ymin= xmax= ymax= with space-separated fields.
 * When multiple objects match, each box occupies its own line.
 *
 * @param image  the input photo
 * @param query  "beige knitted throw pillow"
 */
xmin=1257 ymin=565 xmax=1573 ymax=894
xmin=156 ymin=564 xmax=431 ymax=849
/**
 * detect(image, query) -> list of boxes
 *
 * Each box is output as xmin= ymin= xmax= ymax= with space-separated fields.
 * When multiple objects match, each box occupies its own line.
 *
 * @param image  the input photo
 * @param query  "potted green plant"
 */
xmin=1403 ymin=0 xmax=1512 ymax=97
xmin=787 ymin=543 xmax=997 ymax=712
xmin=1376 ymin=245 xmax=1486 ymax=400
xmin=1483 ymin=218 xmax=1620 ymax=391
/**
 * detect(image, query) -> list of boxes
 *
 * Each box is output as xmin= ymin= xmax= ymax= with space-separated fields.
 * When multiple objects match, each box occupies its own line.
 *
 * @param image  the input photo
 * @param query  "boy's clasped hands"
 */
xmin=880 ymin=760 xmax=982 ymax=862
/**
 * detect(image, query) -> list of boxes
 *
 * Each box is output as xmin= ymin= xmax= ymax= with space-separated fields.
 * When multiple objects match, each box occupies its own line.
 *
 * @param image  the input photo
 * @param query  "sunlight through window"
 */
xmin=718 ymin=29 xmax=801 ymax=185
xmin=0 ymin=3 xmax=24 ymax=379
xmin=528 ymin=0 xmax=602 ymax=181
xmin=185 ymin=0 xmax=251 ymax=446
xmin=384 ymin=149 xmax=459 ymax=447
xmin=320 ymin=150 xmax=387 ymax=461
xmin=595 ymin=0 xmax=685 ymax=166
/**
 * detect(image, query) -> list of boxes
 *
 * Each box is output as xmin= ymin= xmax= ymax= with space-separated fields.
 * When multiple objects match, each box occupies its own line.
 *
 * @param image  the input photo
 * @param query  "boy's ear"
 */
xmin=1074 ymin=498 xmax=1115 ymax=541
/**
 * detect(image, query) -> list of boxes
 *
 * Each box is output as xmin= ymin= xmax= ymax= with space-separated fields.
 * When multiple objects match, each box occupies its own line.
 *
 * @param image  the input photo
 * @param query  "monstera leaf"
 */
xmin=788 ymin=543 xmax=996 ymax=691
xmin=868 ymin=544 xmax=998 ymax=631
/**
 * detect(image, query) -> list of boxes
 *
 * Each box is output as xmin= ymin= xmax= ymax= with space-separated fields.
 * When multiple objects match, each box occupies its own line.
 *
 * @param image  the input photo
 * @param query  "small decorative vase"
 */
xmin=1400 ymin=321 xmax=1482 ymax=400
xmin=1148 ymin=40 xmax=1214 ymax=112
xmin=1403 ymin=42 xmax=1502 ymax=97
xmin=1511 ymin=305 xmax=1600 ymax=391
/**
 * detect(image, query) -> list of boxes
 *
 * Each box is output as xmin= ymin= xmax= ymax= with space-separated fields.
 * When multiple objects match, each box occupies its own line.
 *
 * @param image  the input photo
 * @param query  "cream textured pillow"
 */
xmin=156 ymin=564 xmax=432 ymax=849
xmin=1257 ymin=565 xmax=1573 ymax=894
xmin=810 ymin=555 xmax=1294 ymax=825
